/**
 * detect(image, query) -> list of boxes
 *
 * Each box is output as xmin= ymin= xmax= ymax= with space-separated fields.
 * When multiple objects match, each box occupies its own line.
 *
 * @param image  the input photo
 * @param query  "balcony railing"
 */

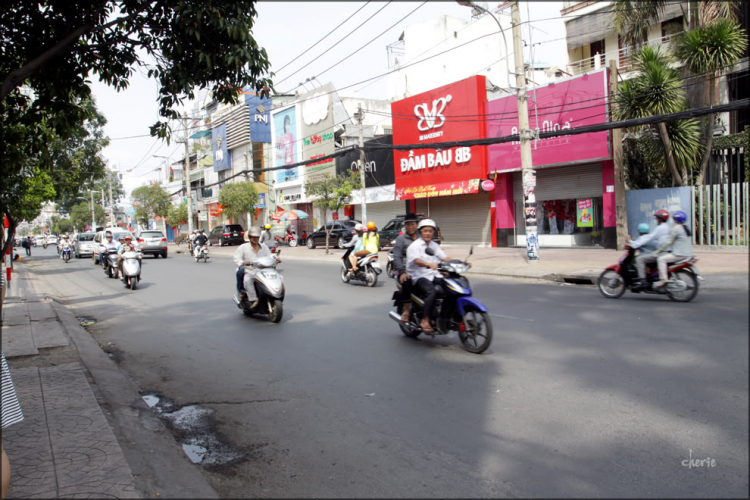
xmin=567 ymin=33 xmax=681 ymax=76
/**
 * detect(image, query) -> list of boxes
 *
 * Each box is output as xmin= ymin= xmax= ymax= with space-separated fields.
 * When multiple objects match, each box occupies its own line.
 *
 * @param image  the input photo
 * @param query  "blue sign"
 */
xmin=245 ymin=94 xmax=272 ymax=143
xmin=625 ymin=186 xmax=692 ymax=237
xmin=212 ymin=123 xmax=231 ymax=172
xmin=255 ymin=193 xmax=266 ymax=209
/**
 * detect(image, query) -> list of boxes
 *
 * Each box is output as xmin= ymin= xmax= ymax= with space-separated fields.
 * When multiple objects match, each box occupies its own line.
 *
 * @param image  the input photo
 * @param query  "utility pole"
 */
xmin=101 ymin=189 xmax=105 ymax=225
xmin=183 ymin=112 xmax=194 ymax=234
xmin=609 ymin=59 xmax=628 ymax=249
xmin=90 ymin=190 xmax=96 ymax=232
xmin=108 ymin=169 xmax=115 ymax=228
xmin=357 ymin=104 xmax=367 ymax=223
xmin=511 ymin=0 xmax=538 ymax=261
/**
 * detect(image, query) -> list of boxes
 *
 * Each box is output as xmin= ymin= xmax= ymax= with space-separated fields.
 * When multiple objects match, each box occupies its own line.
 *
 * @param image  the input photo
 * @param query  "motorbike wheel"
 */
xmin=397 ymin=305 xmax=421 ymax=338
xmin=129 ymin=277 xmax=137 ymax=290
xmin=289 ymin=238 xmax=298 ymax=247
xmin=386 ymin=262 xmax=395 ymax=279
xmin=340 ymin=267 xmax=351 ymax=283
xmin=598 ymin=270 xmax=626 ymax=299
xmin=268 ymin=299 xmax=283 ymax=323
xmin=366 ymin=270 xmax=378 ymax=287
xmin=667 ymin=270 xmax=699 ymax=303
xmin=107 ymin=266 xmax=113 ymax=278
xmin=458 ymin=308 xmax=493 ymax=354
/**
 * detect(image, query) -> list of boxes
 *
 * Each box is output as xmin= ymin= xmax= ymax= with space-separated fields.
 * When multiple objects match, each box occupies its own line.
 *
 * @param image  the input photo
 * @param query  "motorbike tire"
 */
xmin=307 ymin=238 xmax=316 ymax=249
xmin=458 ymin=308 xmax=493 ymax=354
xmin=340 ymin=267 xmax=351 ymax=283
xmin=598 ymin=270 xmax=626 ymax=299
xmin=107 ymin=266 xmax=113 ymax=278
xmin=667 ymin=270 xmax=699 ymax=303
xmin=366 ymin=270 xmax=378 ymax=287
xmin=386 ymin=262 xmax=396 ymax=279
xmin=269 ymin=299 xmax=283 ymax=323
xmin=129 ymin=277 xmax=137 ymax=291
xmin=397 ymin=305 xmax=421 ymax=338
xmin=289 ymin=238 xmax=298 ymax=248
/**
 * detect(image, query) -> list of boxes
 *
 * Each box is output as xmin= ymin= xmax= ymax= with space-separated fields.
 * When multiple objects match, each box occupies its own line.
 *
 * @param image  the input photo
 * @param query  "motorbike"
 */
xmin=388 ymin=246 xmax=492 ymax=354
xmin=232 ymin=253 xmax=284 ymax=323
xmin=61 ymin=246 xmax=71 ymax=263
xmin=102 ymin=249 xmax=119 ymax=278
xmin=194 ymin=245 xmax=209 ymax=263
xmin=598 ymin=246 xmax=701 ymax=302
xmin=340 ymin=247 xmax=381 ymax=287
xmin=120 ymin=251 xmax=143 ymax=290
xmin=386 ymin=248 xmax=396 ymax=279
xmin=43 ymin=241 xmax=48 ymax=249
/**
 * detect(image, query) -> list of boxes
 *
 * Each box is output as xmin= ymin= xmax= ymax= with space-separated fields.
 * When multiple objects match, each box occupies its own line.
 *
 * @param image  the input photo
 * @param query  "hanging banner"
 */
xmin=577 ymin=198 xmax=594 ymax=227
xmin=212 ymin=123 xmax=231 ymax=172
xmin=272 ymin=106 xmax=301 ymax=183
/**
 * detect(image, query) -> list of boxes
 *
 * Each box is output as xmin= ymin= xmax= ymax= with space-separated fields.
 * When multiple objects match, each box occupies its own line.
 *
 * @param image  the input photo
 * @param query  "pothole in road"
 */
xmin=140 ymin=392 xmax=248 ymax=472
xmin=76 ymin=316 xmax=97 ymax=327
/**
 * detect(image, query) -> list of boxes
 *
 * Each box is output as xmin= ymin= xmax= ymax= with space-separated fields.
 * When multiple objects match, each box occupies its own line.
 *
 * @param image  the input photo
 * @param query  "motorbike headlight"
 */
xmin=452 ymin=263 xmax=469 ymax=274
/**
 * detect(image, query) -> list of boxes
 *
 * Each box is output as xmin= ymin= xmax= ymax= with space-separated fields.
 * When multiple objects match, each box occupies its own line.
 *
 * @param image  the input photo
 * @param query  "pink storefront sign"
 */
xmin=487 ymin=70 xmax=611 ymax=173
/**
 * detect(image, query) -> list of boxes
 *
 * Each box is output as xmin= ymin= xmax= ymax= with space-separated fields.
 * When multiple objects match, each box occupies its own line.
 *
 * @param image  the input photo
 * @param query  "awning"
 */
xmin=189 ymin=130 xmax=211 ymax=139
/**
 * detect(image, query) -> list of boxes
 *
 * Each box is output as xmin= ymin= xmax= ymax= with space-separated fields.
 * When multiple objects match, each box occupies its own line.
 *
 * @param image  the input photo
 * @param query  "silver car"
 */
xmin=73 ymin=232 xmax=95 ymax=258
xmin=135 ymin=230 xmax=168 ymax=258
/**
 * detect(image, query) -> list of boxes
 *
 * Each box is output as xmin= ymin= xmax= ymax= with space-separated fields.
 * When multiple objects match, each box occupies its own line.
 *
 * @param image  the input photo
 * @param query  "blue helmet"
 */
xmin=672 ymin=211 xmax=687 ymax=224
xmin=637 ymin=223 xmax=650 ymax=235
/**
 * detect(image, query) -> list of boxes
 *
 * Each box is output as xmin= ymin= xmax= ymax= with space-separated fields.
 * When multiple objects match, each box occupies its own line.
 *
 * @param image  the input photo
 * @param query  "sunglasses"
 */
xmin=106 ymin=236 xmax=113 ymax=239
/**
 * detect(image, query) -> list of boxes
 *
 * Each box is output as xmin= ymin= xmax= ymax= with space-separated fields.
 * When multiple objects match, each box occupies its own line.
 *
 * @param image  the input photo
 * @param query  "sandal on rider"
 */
xmin=420 ymin=321 xmax=435 ymax=333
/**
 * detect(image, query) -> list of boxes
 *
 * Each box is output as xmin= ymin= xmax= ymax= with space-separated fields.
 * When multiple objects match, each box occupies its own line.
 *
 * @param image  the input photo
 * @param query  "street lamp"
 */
xmin=456 ymin=1 xmax=513 ymax=88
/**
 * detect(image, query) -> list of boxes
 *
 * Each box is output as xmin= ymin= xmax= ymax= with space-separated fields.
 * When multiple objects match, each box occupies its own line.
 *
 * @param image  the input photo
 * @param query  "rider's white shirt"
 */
xmin=233 ymin=242 xmax=272 ymax=268
xmin=406 ymin=238 xmax=446 ymax=283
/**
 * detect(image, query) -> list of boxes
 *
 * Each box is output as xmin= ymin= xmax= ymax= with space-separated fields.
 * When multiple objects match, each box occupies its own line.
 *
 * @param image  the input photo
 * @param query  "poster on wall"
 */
xmin=212 ymin=123 xmax=231 ymax=172
xmin=577 ymin=198 xmax=594 ymax=227
xmin=299 ymin=82 xmax=336 ymax=183
xmin=272 ymin=106 xmax=299 ymax=183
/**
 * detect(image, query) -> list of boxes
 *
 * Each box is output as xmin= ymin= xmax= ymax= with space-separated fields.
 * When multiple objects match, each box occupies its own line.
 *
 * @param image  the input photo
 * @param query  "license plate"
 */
xmin=371 ymin=262 xmax=381 ymax=269
xmin=233 ymin=233 xmax=238 ymax=236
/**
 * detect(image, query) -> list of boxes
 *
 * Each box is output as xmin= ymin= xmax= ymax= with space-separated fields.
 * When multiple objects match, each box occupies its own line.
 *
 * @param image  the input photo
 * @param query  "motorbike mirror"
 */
xmin=466 ymin=245 xmax=473 ymax=263
xmin=425 ymin=248 xmax=435 ymax=256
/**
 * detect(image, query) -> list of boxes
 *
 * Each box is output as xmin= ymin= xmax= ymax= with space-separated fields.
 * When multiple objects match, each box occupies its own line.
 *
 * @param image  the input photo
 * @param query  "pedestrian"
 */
xmin=21 ymin=237 xmax=30 ymax=256
xmin=2 ymin=350 xmax=24 ymax=499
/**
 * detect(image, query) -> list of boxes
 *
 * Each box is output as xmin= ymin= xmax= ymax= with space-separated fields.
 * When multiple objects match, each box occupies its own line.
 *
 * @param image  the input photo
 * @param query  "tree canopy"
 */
xmin=70 ymin=201 xmax=105 ymax=231
xmin=131 ymin=184 xmax=171 ymax=227
xmin=304 ymin=171 xmax=361 ymax=253
xmin=218 ymin=181 xmax=258 ymax=225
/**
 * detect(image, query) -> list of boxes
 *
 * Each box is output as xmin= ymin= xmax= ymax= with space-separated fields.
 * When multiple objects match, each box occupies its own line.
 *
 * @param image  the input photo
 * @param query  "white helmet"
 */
xmin=417 ymin=219 xmax=437 ymax=231
xmin=354 ymin=223 xmax=364 ymax=232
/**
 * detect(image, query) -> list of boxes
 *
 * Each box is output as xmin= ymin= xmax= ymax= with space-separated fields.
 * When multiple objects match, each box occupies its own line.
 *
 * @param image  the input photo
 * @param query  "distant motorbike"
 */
xmin=102 ymin=249 xmax=119 ymax=278
xmin=389 ymin=246 xmax=493 ymax=354
xmin=61 ymin=246 xmax=71 ymax=263
xmin=120 ymin=251 xmax=143 ymax=290
xmin=386 ymin=248 xmax=396 ymax=278
xmin=598 ymin=246 xmax=701 ymax=302
xmin=341 ymin=247 xmax=381 ymax=287
xmin=232 ymin=252 xmax=284 ymax=323
xmin=194 ymin=245 xmax=209 ymax=263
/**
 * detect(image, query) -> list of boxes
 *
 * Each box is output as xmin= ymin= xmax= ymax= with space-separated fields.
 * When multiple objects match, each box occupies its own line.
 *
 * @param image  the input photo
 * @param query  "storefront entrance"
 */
xmin=416 ymin=193 xmax=492 ymax=246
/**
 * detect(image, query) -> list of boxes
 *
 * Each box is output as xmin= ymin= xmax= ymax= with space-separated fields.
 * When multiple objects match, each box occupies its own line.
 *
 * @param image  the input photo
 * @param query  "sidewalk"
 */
xmin=172 ymin=242 xmax=749 ymax=289
xmin=1 ymin=265 xmax=140 ymax=498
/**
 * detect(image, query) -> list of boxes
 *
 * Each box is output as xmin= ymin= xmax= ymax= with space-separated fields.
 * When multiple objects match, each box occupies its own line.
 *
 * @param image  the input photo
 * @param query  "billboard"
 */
xmin=391 ymin=76 xmax=488 ymax=200
xmin=626 ymin=186 xmax=692 ymax=237
xmin=299 ymin=82 xmax=336 ymax=183
xmin=272 ymin=106 xmax=300 ymax=183
xmin=335 ymin=136 xmax=395 ymax=188
xmin=487 ymin=69 xmax=611 ymax=173
xmin=212 ymin=123 xmax=231 ymax=172
xmin=244 ymin=93 xmax=272 ymax=143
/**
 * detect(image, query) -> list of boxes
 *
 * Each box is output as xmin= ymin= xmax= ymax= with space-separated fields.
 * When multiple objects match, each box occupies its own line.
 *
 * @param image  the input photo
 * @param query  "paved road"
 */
xmin=25 ymin=247 xmax=749 ymax=498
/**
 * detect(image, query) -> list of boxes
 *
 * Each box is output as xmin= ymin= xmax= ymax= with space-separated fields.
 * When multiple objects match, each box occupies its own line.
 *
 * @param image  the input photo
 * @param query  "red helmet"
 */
xmin=654 ymin=210 xmax=669 ymax=221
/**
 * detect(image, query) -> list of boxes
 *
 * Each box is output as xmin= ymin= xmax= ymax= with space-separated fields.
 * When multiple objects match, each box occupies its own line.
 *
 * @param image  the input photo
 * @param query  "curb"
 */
xmin=34 ymin=272 xmax=219 ymax=498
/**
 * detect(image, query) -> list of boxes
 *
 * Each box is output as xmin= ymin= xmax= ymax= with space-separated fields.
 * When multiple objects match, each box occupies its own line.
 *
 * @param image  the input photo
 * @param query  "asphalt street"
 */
xmin=23 ymin=246 xmax=749 ymax=498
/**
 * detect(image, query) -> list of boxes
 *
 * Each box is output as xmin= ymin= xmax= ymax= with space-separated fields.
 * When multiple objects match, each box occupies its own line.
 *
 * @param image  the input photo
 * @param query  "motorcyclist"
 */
xmin=406 ymin=219 xmax=458 ymax=333
xmin=344 ymin=223 xmax=365 ymax=274
xmin=58 ymin=235 xmax=71 ymax=259
xmin=633 ymin=209 xmax=671 ymax=290
xmin=393 ymin=213 xmax=420 ymax=322
xmin=187 ymin=230 xmax=197 ymax=253
xmin=260 ymin=224 xmax=275 ymax=249
xmin=651 ymin=210 xmax=693 ymax=290
xmin=116 ymin=234 xmax=140 ymax=280
xmin=628 ymin=223 xmax=658 ymax=253
xmin=233 ymin=226 xmax=278 ymax=307
xmin=193 ymin=229 xmax=208 ymax=257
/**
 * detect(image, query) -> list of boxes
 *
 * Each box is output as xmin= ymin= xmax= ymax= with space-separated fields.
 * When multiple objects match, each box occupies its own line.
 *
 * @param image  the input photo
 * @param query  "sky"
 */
xmin=91 ymin=1 xmax=568 ymax=201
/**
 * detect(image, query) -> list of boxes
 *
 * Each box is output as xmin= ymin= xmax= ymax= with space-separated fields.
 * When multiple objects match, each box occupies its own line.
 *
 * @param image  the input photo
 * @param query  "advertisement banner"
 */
xmin=272 ymin=106 xmax=300 ymax=183
xmin=487 ymin=70 xmax=611 ymax=173
xmin=577 ymin=198 xmax=594 ymax=227
xmin=625 ymin=186 xmax=692 ymax=236
xmin=244 ymin=93 xmax=272 ymax=143
xmin=212 ymin=123 xmax=231 ymax=172
xmin=391 ymin=76 xmax=488 ymax=199
xmin=335 ymin=136 xmax=395 ymax=187
xmin=299 ymin=82 xmax=336 ymax=183
xmin=398 ymin=179 xmax=480 ymax=200
xmin=255 ymin=193 xmax=266 ymax=209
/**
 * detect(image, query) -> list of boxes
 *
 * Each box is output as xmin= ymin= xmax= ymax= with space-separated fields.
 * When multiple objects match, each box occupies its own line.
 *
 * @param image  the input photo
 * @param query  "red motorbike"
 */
xmin=598 ymin=246 xmax=701 ymax=302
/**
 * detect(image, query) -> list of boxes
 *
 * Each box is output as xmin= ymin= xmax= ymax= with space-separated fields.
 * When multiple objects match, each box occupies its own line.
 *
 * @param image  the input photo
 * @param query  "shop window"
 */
xmin=535 ymin=197 xmax=603 ymax=238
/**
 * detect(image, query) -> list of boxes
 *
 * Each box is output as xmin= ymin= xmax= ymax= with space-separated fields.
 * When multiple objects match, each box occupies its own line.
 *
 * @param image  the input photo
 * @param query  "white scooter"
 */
xmin=232 ymin=252 xmax=284 ymax=323
xmin=194 ymin=245 xmax=209 ymax=263
xmin=120 ymin=251 xmax=143 ymax=290
xmin=341 ymin=247 xmax=382 ymax=287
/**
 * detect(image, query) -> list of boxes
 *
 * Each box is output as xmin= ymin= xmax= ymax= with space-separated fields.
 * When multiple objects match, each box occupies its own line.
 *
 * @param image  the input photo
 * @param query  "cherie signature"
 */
xmin=681 ymin=449 xmax=717 ymax=469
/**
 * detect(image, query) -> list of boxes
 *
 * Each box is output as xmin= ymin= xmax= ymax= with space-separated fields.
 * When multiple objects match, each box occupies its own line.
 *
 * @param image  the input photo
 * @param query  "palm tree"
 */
xmin=615 ymin=45 xmax=702 ymax=186
xmin=611 ymin=0 xmax=672 ymax=49
xmin=672 ymin=18 xmax=748 ymax=184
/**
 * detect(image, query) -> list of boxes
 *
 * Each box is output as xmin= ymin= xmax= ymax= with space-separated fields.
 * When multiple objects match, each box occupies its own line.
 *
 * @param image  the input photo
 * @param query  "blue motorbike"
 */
xmin=61 ymin=247 xmax=71 ymax=263
xmin=389 ymin=247 xmax=493 ymax=354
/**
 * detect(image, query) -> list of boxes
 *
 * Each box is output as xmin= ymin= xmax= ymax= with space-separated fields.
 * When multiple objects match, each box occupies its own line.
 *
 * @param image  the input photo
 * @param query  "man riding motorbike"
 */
xmin=392 ymin=213 xmax=420 ymax=321
xmin=344 ymin=223 xmax=365 ymax=274
xmin=234 ymin=227 xmax=280 ymax=307
xmin=260 ymin=224 xmax=275 ymax=249
xmin=405 ymin=219 xmax=459 ymax=333
xmin=193 ymin=229 xmax=208 ymax=257
xmin=633 ymin=209 xmax=671 ymax=290
xmin=651 ymin=210 xmax=693 ymax=290
xmin=116 ymin=235 xmax=140 ymax=280
xmin=58 ymin=235 xmax=71 ymax=259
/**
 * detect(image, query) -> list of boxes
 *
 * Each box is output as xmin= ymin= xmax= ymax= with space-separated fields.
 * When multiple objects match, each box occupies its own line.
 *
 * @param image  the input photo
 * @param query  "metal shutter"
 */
xmin=512 ymin=163 xmax=601 ymax=201
xmin=416 ymin=193 xmax=492 ymax=245
xmin=360 ymin=201 xmax=404 ymax=229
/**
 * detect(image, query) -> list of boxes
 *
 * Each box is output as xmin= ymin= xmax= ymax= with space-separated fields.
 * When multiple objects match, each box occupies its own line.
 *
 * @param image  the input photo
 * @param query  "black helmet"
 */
xmin=403 ymin=212 xmax=419 ymax=223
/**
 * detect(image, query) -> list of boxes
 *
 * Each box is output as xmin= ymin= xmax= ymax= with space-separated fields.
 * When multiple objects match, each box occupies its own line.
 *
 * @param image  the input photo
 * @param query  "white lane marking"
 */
xmin=490 ymin=313 xmax=535 ymax=322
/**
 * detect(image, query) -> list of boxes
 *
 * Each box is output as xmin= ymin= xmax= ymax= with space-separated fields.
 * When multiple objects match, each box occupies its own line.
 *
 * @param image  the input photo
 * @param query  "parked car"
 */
xmin=92 ymin=228 xmax=135 ymax=264
xmin=136 ymin=230 xmax=168 ymax=258
xmin=207 ymin=224 xmax=245 ymax=246
xmin=34 ymin=236 xmax=43 ymax=246
xmin=378 ymin=214 xmax=443 ymax=248
xmin=306 ymin=220 xmax=361 ymax=249
xmin=72 ymin=232 xmax=95 ymax=258
xmin=46 ymin=235 xmax=58 ymax=245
